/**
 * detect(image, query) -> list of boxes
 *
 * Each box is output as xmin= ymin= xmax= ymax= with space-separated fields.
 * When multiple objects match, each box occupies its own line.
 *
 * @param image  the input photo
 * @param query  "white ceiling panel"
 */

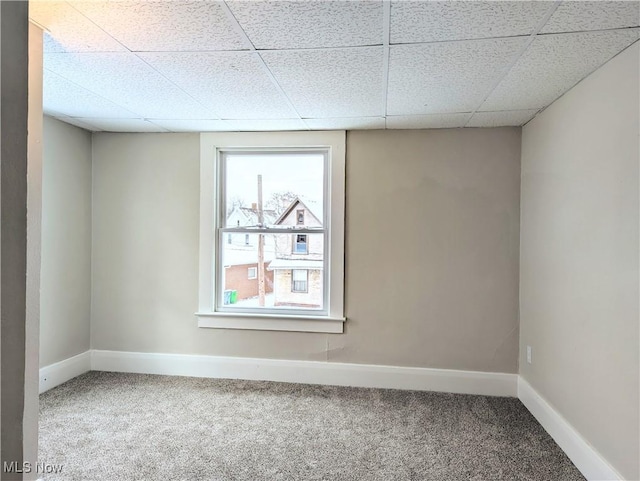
xmin=44 ymin=52 xmax=214 ymax=120
xmin=467 ymin=110 xmax=539 ymax=128
xmin=304 ymin=117 xmax=386 ymax=130
xmin=390 ymin=1 xmax=553 ymax=44
xmin=387 ymin=38 xmax=527 ymax=115
xmin=227 ymin=0 xmax=382 ymax=49
xmin=30 ymin=1 xmax=126 ymax=53
xmin=69 ymin=1 xmax=246 ymax=52
xmin=140 ymin=52 xmax=297 ymax=119
xmin=481 ymin=29 xmax=640 ymax=111
xmin=541 ymin=1 xmax=640 ymax=34
xmin=44 ymin=69 xmax=139 ymax=119
xmin=149 ymin=119 xmax=232 ymax=132
xmin=71 ymin=118 xmax=168 ymax=132
xmin=222 ymin=119 xmax=308 ymax=131
xmin=387 ymin=113 xmax=470 ymax=129
xmin=261 ymin=47 xmax=384 ymax=118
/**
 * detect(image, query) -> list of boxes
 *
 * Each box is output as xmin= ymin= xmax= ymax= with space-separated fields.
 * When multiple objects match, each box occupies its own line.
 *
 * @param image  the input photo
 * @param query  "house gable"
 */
xmin=274 ymin=198 xmax=322 ymax=227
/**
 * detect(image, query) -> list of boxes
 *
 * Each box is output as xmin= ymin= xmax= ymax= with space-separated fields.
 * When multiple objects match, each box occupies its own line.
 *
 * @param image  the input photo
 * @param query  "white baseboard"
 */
xmin=39 ymin=350 xmax=91 ymax=394
xmin=518 ymin=378 xmax=622 ymax=481
xmin=90 ymin=349 xmax=517 ymax=397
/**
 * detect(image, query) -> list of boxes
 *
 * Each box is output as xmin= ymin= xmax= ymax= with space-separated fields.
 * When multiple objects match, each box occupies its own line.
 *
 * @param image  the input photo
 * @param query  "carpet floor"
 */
xmin=39 ymin=371 xmax=584 ymax=481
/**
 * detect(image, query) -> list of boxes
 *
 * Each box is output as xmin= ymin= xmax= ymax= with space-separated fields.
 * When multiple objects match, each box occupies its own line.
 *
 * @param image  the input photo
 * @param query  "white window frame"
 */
xmin=197 ymin=131 xmax=346 ymax=334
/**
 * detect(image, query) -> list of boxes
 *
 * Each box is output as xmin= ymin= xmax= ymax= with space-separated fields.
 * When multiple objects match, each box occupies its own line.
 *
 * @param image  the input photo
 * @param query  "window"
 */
xmin=247 ymin=267 xmax=257 ymax=280
xmin=244 ymin=234 xmax=250 ymax=246
xmin=294 ymin=234 xmax=308 ymax=254
xmin=197 ymin=131 xmax=346 ymax=333
xmin=291 ymin=269 xmax=308 ymax=293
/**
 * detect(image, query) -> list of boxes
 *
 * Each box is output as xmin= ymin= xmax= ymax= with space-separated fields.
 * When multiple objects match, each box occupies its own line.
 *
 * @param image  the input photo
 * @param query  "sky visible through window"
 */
xmin=224 ymin=152 xmax=324 ymax=215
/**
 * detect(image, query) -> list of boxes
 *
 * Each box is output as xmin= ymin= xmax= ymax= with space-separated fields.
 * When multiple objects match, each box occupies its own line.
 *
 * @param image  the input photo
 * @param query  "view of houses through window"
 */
xmin=219 ymin=151 xmax=325 ymax=311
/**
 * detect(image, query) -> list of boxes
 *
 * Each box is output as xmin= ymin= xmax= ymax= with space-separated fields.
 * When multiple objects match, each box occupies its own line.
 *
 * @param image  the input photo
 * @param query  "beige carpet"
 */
xmin=39 ymin=371 xmax=584 ymax=480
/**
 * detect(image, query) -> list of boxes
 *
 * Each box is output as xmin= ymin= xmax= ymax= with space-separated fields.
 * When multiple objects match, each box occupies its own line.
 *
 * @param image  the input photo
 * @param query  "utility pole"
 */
xmin=257 ymin=175 xmax=265 ymax=306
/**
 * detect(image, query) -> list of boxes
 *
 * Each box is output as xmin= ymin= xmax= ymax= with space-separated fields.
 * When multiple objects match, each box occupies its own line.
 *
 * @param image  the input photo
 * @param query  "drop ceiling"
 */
xmin=31 ymin=0 xmax=640 ymax=132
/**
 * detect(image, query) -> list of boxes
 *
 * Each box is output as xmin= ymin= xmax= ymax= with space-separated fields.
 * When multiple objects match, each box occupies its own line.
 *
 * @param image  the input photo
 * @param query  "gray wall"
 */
xmin=40 ymin=116 xmax=92 ymax=368
xmin=91 ymin=128 xmax=521 ymax=373
xmin=520 ymin=42 xmax=639 ymax=480
xmin=0 ymin=2 xmax=31 ymax=478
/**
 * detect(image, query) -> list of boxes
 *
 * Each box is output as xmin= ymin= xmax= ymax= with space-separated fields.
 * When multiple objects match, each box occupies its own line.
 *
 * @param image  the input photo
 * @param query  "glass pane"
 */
xmin=220 ymin=233 xmax=324 ymax=310
xmin=223 ymin=152 xmax=324 ymax=228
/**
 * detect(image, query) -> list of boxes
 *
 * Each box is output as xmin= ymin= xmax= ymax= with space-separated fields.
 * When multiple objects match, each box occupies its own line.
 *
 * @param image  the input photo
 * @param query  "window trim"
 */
xmin=197 ymin=131 xmax=346 ymax=334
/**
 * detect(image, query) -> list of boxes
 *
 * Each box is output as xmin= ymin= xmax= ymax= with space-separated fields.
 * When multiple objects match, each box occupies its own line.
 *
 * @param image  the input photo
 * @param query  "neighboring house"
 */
xmin=268 ymin=198 xmax=323 ymax=309
xmin=222 ymin=248 xmax=274 ymax=302
xmin=226 ymin=204 xmax=277 ymax=245
xmin=223 ymin=204 xmax=277 ymax=302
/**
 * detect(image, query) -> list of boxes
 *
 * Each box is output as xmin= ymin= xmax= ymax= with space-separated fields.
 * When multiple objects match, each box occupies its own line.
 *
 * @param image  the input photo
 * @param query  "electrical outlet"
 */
xmin=526 ymin=345 xmax=532 ymax=364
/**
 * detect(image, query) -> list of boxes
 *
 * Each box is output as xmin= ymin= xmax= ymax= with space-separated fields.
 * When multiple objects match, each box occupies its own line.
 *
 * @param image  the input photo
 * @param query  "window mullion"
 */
xmin=219 ymin=228 xmax=326 ymax=235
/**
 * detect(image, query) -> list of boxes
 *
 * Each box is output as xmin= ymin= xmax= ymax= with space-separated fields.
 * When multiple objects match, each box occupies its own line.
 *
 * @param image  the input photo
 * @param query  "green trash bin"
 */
xmin=230 ymin=290 xmax=238 ymax=304
xmin=223 ymin=290 xmax=232 ymax=305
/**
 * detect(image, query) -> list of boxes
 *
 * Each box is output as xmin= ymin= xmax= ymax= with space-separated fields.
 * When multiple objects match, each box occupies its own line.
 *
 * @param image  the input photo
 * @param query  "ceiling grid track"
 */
xmin=382 ymin=0 xmax=391 ymax=128
xmin=463 ymin=0 xmax=563 ymax=127
xmin=220 ymin=0 xmax=310 ymax=130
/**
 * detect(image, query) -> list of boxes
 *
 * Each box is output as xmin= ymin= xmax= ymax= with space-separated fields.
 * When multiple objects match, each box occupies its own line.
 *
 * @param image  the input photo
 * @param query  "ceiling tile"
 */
xmin=304 ymin=117 xmax=386 ymax=130
xmin=387 ymin=38 xmax=527 ymax=115
xmin=387 ymin=113 xmax=470 ymax=129
xmin=149 ymin=119 xmax=232 ymax=132
xmin=44 ymin=69 xmax=139 ymax=119
xmin=481 ymin=29 xmax=640 ymax=111
xmin=390 ymin=1 xmax=554 ymax=44
xmin=467 ymin=110 xmax=539 ymax=127
xmin=222 ymin=119 xmax=307 ymax=131
xmin=140 ymin=52 xmax=297 ymax=119
xmin=541 ymin=1 xmax=640 ymax=34
xmin=30 ymin=1 xmax=126 ymax=52
xmin=261 ymin=47 xmax=384 ymax=118
xmin=70 ymin=118 xmax=168 ymax=133
xmin=227 ymin=0 xmax=382 ymax=49
xmin=69 ymin=1 xmax=246 ymax=52
xmin=44 ymin=52 xmax=214 ymax=120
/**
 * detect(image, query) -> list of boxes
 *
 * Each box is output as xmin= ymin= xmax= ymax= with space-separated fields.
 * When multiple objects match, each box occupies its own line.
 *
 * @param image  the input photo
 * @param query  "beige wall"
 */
xmin=91 ymin=127 xmax=521 ymax=372
xmin=25 ymin=22 xmax=44 ymax=478
xmin=40 ymin=116 xmax=92 ymax=367
xmin=342 ymin=129 xmax=521 ymax=370
xmin=520 ymin=42 xmax=639 ymax=480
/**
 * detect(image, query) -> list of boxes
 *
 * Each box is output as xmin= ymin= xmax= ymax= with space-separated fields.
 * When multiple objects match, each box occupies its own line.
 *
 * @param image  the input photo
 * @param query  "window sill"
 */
xmin=196 ymin=312 xmax=346 ymax=333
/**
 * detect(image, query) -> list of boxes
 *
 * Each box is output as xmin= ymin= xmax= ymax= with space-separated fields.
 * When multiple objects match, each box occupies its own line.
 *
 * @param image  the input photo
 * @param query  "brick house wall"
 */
xmin=224 ymin=263 xmax=273 ymax=301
